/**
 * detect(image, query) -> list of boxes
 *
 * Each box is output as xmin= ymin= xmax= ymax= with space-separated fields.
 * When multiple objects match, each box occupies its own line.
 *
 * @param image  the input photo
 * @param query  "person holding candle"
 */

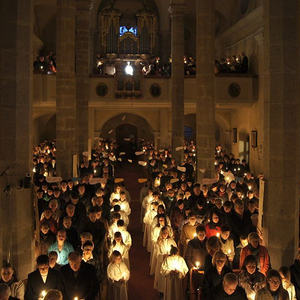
xmin=228 ymin=199 xmax=255 ymax=246
xmin=179 ymin=212 xmax=199 ymax=256
xmin=60 ymin=251 xmax=99 ymax=300
xmin=108 ymin=232 xmax=130 ymax=268
xmin=107 ymin=250 xmax=130 ymax=300
xmin=25 ymin=255 xmax=64 ymax=300
xmin=185 ymin=225 xmax=207 ymax=300
xmin=256 ymin=269 xmax=289 ymax=300
xmin=205 ymin=210 xmax=222 ymax=239
xmin=202 ymin=251 xmax=231 ymax=299
xmin=160 ymin=246 xmax=188 ymax=300
xmin=219 ymin=225 xmax=235 ymax=264
xmin=238 ymin=255 xmax=265 ymax=300
xmin=153 ymin=227 xmax=177 ymax=294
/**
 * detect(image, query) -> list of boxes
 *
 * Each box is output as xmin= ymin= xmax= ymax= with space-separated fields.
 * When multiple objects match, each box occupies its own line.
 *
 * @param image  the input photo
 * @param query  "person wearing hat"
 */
xmin=240 ymin=232 xmax=270 ymax=276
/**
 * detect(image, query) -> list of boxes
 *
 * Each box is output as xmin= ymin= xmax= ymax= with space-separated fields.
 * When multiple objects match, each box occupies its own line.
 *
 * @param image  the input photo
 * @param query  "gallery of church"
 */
xmin=0 ymin=0 xmax=300 ymax=299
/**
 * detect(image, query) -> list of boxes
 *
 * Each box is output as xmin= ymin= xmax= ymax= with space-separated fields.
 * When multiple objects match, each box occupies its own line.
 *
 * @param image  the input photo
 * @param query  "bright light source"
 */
xmin=125 ymin=62 xmax=133 ymax=76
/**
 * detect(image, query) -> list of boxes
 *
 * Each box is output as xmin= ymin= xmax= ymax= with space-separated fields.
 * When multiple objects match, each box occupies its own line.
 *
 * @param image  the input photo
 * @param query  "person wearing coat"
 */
xmin=25 ymin=255 xmax=64 ymax=300
xmin=240 ymin=232 xmax=270 ymax=276
xmin=60 ymin=252 xmax=99 ymax=300
xmin=211 ymin=273 xmax=247 ymax=300
xmin=255 ymin=269 xmax=289 ymax=300
xmin=202 ymin=250 xmax=231 ymax=300
xmin=238 ymin=255 xmax=265 ymax=300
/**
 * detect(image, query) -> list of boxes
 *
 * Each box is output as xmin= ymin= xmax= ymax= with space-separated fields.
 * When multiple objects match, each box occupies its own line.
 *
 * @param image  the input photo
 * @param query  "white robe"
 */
xmin=153 ymin=238 xmax=177 ymax=291
xmin=160 ymin=255 xmax=188 ymax=300
xmin=107 ymin=262 xmax=130 ymax=300
xmin=143 ymin=209 xmax=157 ymax=251
xmin=110 ymin=192 xmax=120 ymax=203
xmin=108 ymin=243 xmax=130 ymax=269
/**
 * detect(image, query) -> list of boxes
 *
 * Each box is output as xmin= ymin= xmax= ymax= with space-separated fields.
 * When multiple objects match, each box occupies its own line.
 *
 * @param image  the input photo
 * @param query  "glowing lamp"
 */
xmin=125 ymin=62 xmax=133 ymax=76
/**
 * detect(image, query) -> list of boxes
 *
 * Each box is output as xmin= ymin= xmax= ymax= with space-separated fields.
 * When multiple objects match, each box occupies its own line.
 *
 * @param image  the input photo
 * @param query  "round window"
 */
xmin=228 ymin=83 xmax=241 ymax=98
xmin=96 ymin=83 xmax=108 ymax=97
xmin=150 ymin=84 xmax=161 ymax=97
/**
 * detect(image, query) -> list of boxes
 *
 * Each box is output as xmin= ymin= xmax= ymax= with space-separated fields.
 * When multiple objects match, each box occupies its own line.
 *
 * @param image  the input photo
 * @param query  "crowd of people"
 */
xmin=0 ymin=139 xmax=299 ymax=300
xmin=95 ymin=55 xmax=197 ymax=77
xmin=33 ymin=52 xmax=56 ymax=74
xmin=215 ymin=53 xmax=248 ymax=74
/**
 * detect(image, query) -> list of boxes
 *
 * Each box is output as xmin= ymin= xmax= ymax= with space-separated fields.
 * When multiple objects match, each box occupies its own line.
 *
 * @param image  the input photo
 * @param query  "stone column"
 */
xmin=262 ymin=0 xmax=299 ymax=268
xmin=56 ymin=0 xmax=76 ymax=178
xmin=76 ymin=1 xmax=90 ymax=156
xmin=0 ymin=0 xmax=35 ymax=279
xmin=160 ymin=108 xmax=170 ymax=148
xmin=196 ymin=0 xmax=216 ymax=181
xmin=169 ymin=1 xmax=185 ymax=161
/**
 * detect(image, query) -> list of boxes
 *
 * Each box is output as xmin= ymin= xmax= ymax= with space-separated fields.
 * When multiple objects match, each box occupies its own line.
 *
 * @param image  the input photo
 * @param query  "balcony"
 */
xmin=33 ymin=73 xmax=258 ymax=107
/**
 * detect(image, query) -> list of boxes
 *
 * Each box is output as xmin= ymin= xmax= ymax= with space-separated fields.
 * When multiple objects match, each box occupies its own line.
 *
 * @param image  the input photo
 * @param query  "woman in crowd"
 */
xmin=238 ymin=255 xmax=265 ymax=300
xmin=153 ymin=227 xmax=177 ymax=293
xmin=256 ymin=269 xmax=289 ymax=300
xmin=160 ymin=246 xmax=188 ymax=300
xmin=202 ymin=250 xmax=231 ymax=299
xmin=107 ymin=250 xmax=130 ymax=300
xmin=205 ymin=210 xmax=222 ymax=239
xmin=108 ymin=231 xmax=130 ymax=269
xmin=240 ymin=232 xmax=270 ymax=276
xmin=0 ymin=263 xmax=24 ymax=300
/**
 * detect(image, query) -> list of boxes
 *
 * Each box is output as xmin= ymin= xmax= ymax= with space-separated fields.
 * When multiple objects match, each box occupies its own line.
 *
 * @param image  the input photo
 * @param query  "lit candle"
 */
xmin=33 ymin=167 xmax=36 ymax=173
xmin=41 ymin=290 xmax=47 ymax=299
xmin=227 ymin=249 xmax=232 ymax=255
xmin=214 ymin=161 xmax=218 ymax=166
xmin=74 ymin=297 xmax=78 ymax=300
xmin=248 ymin=185 xmax=252 ymax=190
xmin=216 ymin=233 xmax=220 ymax=238
xmin=94 ymin=169 xmax=96 ymax=174
xmin=195 ymin=261 xmax=200 ymax=269
xmin=193 ymin=233 xmax=197 ymax=238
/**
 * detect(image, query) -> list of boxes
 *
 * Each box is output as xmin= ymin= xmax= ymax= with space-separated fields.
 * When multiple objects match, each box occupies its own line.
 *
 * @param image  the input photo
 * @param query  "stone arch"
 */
xmin=100 ymin=113 xmax=154 ymax=142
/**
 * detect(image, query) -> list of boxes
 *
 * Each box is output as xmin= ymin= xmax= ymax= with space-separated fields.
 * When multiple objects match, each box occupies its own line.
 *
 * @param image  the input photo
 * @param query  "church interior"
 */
xmin=0 ymin=0 xmax=300 ymax=299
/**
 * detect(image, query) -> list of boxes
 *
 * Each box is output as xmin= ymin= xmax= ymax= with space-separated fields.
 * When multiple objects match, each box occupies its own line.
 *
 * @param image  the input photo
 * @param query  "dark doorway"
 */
xmin=116 ymin=124 xmax=137 ymax=159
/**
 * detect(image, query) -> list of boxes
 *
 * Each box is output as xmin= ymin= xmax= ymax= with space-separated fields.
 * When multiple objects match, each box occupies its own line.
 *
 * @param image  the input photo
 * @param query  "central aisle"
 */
xmin=115 ymin=163 xmax=159 ymax=300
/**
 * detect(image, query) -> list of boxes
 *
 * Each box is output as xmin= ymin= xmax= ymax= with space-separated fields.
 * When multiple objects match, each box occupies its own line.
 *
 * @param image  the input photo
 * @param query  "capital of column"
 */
xmin=168 ymin=3 xmax=186 ymax=17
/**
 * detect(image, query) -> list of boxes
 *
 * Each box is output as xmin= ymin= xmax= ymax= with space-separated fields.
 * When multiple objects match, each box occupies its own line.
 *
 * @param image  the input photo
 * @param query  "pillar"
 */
xmin=262 ymin=0 xmax=299 ymax=268
xmin=196 ymin=0 xmax=216 ymax=181
xmin=56 ymin=0 xmax=76 ymax=178
xmin=169 ymin=1 xmax=185 ymax=161
xmin=160 ymin=108 xmax=170 ymax=148
xmin=0 ymin=0 xmax=35 ymax=279
xmin=76 ymin=1 xmax=90 ymax=155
